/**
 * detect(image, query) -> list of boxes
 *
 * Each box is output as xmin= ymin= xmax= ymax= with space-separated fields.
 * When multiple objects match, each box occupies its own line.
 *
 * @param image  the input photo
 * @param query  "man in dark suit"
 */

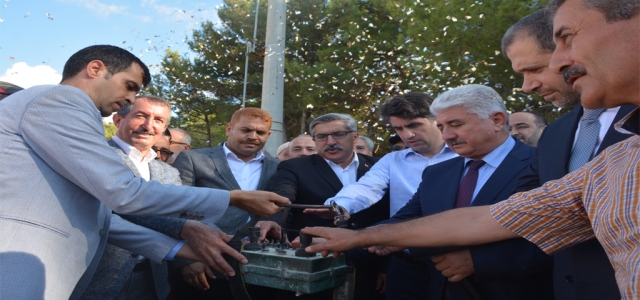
xmin=171 ymin=107 xmax=281 ymax=299
xmin=369 ymin=84 xmax=553 ymax=300
xmin=267 ymin=113 xmax=390 ymax=299
xmin=503 ymin=10 xmax=634 ymax=299
xmin=268 ymin=113 xmax=389 ymax=238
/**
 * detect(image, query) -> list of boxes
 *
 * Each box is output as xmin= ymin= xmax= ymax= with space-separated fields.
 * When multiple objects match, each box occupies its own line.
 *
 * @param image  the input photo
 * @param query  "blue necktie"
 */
xmin=568 ymin=108 xmax=606 ymax=172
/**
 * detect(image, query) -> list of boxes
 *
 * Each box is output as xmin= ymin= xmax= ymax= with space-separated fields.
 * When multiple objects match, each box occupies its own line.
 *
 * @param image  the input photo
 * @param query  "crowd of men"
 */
xmin=0 ymin=0 xmax=637 ymax=299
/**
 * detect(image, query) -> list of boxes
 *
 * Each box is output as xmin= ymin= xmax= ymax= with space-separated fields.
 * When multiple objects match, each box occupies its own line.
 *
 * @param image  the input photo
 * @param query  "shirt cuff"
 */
xmin=164 ymin=240 xmax=187 ymax=261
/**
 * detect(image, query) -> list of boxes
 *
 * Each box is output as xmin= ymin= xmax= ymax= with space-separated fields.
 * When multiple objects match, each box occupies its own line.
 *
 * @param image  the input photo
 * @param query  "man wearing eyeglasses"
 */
xmin=266 ymin=113 xmax=390 ymax=299
xmin=303 ymin=93 xmax=457 ymax=299
xmin=167 ymin=128 xmax=192 ymax=165
xmin=153 ymin=129 xmax=174 ymax=163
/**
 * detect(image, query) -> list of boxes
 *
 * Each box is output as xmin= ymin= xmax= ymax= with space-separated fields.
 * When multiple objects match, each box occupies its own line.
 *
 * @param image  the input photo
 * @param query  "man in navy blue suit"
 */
xmin=370 ymin=84 xmax=553 ymax=300
xmin=503 ymin=10 xmax=634 ymax=300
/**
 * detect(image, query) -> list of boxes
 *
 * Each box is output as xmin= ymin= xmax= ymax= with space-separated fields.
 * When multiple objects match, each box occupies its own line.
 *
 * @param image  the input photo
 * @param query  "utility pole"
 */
xmin=261 ymin=0 xmax=286 ymax=156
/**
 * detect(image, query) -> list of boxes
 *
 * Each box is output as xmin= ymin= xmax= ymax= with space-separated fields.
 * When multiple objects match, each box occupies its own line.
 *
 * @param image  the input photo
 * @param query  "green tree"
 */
xmin=103 ymin=121 xmax=117 ymax=140
xmin=151 ymin=0 xmax=566 ymax=154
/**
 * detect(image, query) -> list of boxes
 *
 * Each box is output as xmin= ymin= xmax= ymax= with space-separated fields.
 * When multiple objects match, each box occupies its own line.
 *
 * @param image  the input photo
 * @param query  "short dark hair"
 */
xmin=519 ymin=111 xmax=549 ymax=128
xmin=547 ymin=0 xmax=639 ymax=22
xmin=502 ymin=10 xmax=555 ymax=55
xmin=117 ymin=95 xmax=170 ymax=117
xmin=61 ymin=45 xmax=151 ymax=87
xmin=379 ymin=92 xmax=435 ymax=123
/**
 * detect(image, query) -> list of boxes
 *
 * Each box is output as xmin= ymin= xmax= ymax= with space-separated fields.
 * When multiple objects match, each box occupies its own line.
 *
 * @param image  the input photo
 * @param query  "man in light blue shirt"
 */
xmin=319 ymin=92 xmax=458 ymax=217
xmin=307 ymin=92 xmax=457 ymax=299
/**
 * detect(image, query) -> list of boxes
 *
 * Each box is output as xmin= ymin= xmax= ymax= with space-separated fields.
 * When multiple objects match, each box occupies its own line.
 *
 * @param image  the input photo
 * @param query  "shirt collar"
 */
xmin=464 ymin=136 xmax=515 ymax=168
xmin=324 ymin=151 xmax=360 ymax=169
xmin=112 ymin=135 xmax=157 ymax=162
xmin=403 ymin=144 xmax=455 ymax=158
xmin=223 ymin=142 xmax=265 ymax=162
xmin=616 ymin=108 xmax=639 ymax=135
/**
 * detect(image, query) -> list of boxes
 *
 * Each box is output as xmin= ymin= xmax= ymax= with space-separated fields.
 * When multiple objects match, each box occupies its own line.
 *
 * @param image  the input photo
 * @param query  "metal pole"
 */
xmin=241 ymin=0 xmax=261 ymax=108
xmin=261 ymin=0 xmax=286 ymax=156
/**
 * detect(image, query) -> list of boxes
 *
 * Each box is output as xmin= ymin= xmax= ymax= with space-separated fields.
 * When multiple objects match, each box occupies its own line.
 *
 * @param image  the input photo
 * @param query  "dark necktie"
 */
xmin=568 ymin=108 xmax=606 ymax=172
xmin=455 ymin=160 xmax=486 ymax=208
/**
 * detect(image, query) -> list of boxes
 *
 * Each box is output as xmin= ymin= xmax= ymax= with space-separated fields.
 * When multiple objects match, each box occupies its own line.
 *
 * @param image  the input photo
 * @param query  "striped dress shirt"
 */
xmin=490 ymin=108 xmax=639 ymax=299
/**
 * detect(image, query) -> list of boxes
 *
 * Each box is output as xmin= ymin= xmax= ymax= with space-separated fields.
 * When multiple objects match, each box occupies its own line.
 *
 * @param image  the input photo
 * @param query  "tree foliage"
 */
xmin=148 ymin=0 xmax=561 ymax=153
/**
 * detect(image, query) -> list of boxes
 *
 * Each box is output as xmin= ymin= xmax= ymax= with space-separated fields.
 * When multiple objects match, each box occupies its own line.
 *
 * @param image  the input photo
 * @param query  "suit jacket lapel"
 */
xmin=598 ymin=105 xmax=636 ymax=154
xmin=440 ymin=158 xmax=466 ymax=211
xmin=148 ymin=160 xmax=164 ymax=181
xmin=356 ymin=154 xmax=372 ymax=180
xmin=210 ymin=145 xmax=242 ymax=190
xmin=108 ymin=139 xmax=142 ymax=178
xmin=473 ymin=141 xmax=531 ymax=206
xmin=311 ymin=154 xmax=343 ymax=192
xmin=257 ymin=153 xmax=277 ymax=190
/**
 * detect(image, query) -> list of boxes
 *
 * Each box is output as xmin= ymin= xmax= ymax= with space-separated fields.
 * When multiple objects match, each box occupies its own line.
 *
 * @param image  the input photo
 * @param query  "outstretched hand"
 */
xmin=366 ymin=245 xmax=405 ymax=256
xmin=255 ymin=220 xmax=281 ymax=242
xmin=229 ymin=190 xmax=289 ymax=216
xmin=178 ymin=221 xmax=247 ymax=276
xmin=300 ymin=227 xmax=361 ymax=258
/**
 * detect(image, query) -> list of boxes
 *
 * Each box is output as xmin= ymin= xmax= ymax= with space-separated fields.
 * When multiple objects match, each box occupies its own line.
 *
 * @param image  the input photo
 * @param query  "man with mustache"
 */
xmin=325 ymin=85 xmax=553 ymax=300
xmin=171 ymin=107 xmax=283 ymax=299
xmin=304 ymin=0 xmax=640 ymax=297
xmin=267 ymin=113 xmax=390 ymax=299
xmin=79 ymin=95 xmax=228 ymax=300
xmin=503 ymin=9 xmax=634 ymax=299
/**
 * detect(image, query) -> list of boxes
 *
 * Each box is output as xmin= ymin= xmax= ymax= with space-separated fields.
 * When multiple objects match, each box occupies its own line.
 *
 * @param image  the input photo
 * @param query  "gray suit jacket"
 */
xmin=78 ymin=141 xmax=188 ymax=300
xmin=0 ymin=85 xmax=230 ymax=299
xmin=173 ymin=144 xmax=279 ymax=234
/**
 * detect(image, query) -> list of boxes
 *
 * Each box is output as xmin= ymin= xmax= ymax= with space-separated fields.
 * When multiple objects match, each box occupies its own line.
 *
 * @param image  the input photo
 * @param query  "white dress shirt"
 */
xmin=223 ymin=143 xmax=264 ymax=191
xmin=324 ymin=151 xmax=360 ymax=187
xmin=327 ymin=145 xmax=458 ymax=216
xmin=112 ymin=135 xmax=156 ymax=181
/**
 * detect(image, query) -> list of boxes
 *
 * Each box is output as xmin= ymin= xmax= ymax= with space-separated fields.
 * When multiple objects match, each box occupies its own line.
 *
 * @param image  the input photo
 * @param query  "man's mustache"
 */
xmin=323 ymin=144 xmax=344 ymax=152
xmin=133 ymin=128 xmax=156 ymax=135
xmin=563 ymin=64 xmax=587 ymax=84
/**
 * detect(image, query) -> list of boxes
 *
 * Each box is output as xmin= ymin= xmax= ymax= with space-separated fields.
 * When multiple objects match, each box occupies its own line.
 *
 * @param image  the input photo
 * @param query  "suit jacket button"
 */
xmin=99 ymin=229 xmax=105 ymax=236
xmin=565 ymin=275 xmax=574 ymax=284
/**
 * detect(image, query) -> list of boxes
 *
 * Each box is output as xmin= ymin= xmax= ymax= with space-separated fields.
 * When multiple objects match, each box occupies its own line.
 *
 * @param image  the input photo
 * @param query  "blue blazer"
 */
xmin=512 ymin=105 xmax=635 ymax=300
xmin=388 ymin=139 xmax=554 ymax=300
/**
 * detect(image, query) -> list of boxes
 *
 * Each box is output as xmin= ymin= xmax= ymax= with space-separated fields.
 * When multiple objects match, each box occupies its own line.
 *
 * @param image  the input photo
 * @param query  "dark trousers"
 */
xmin=386 ymin=254 xmax=429 ymax=300
xmin=114 ymin=260 xmax=158 ymax=300
xmin=348 ymin=248 xmax=386 ymax=300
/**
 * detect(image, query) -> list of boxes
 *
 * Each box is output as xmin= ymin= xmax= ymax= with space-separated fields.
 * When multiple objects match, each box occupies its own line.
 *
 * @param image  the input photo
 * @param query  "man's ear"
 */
xmin=225 ymin=123 xmax=232 ymax=137
xmin=113 ymin=114 xmax=122 ymax=128
xmin=85 ymin=60 xmax=107 ymax=79
xmin=492 ymin=111 xmax=508 ymax=132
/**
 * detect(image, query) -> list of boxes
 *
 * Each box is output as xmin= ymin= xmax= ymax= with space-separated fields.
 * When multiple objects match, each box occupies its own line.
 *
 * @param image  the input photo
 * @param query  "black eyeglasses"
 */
xmin=312 ymin=130 xmax=353 ymax=141
xmin=151 ymin=147 xmax=174 ymax=157
xmin=390 ymin=145 xmax=407 ymax=151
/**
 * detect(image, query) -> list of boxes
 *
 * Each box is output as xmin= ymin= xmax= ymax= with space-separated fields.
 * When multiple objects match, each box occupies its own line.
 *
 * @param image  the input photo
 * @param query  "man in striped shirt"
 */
xmin=302 ymin=0 xmax=640 ymax=298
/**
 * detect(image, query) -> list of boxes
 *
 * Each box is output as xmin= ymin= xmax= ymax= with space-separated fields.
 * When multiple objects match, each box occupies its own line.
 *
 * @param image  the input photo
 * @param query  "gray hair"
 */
xmin=358 ymin=136 xmax=374 ymax=151
xmin=547 ymin=0 xmax=639 ymax=22
xmin=309 ymin=113 xmax=358 ymax=136
xmin=170 ymin=128 xmax=192 ymax=145
xmin=502 ymin=10 xmax=555 ymax=55
xmin=431 ymin=85 xmax=509 ymax=131
xmin=116 ymin=95 xmax=171 ymax=117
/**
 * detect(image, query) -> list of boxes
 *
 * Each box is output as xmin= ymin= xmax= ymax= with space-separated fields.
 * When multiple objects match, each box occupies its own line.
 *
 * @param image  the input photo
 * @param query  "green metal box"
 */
xmin=240 ymin=248 xmax=349 ymax=294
